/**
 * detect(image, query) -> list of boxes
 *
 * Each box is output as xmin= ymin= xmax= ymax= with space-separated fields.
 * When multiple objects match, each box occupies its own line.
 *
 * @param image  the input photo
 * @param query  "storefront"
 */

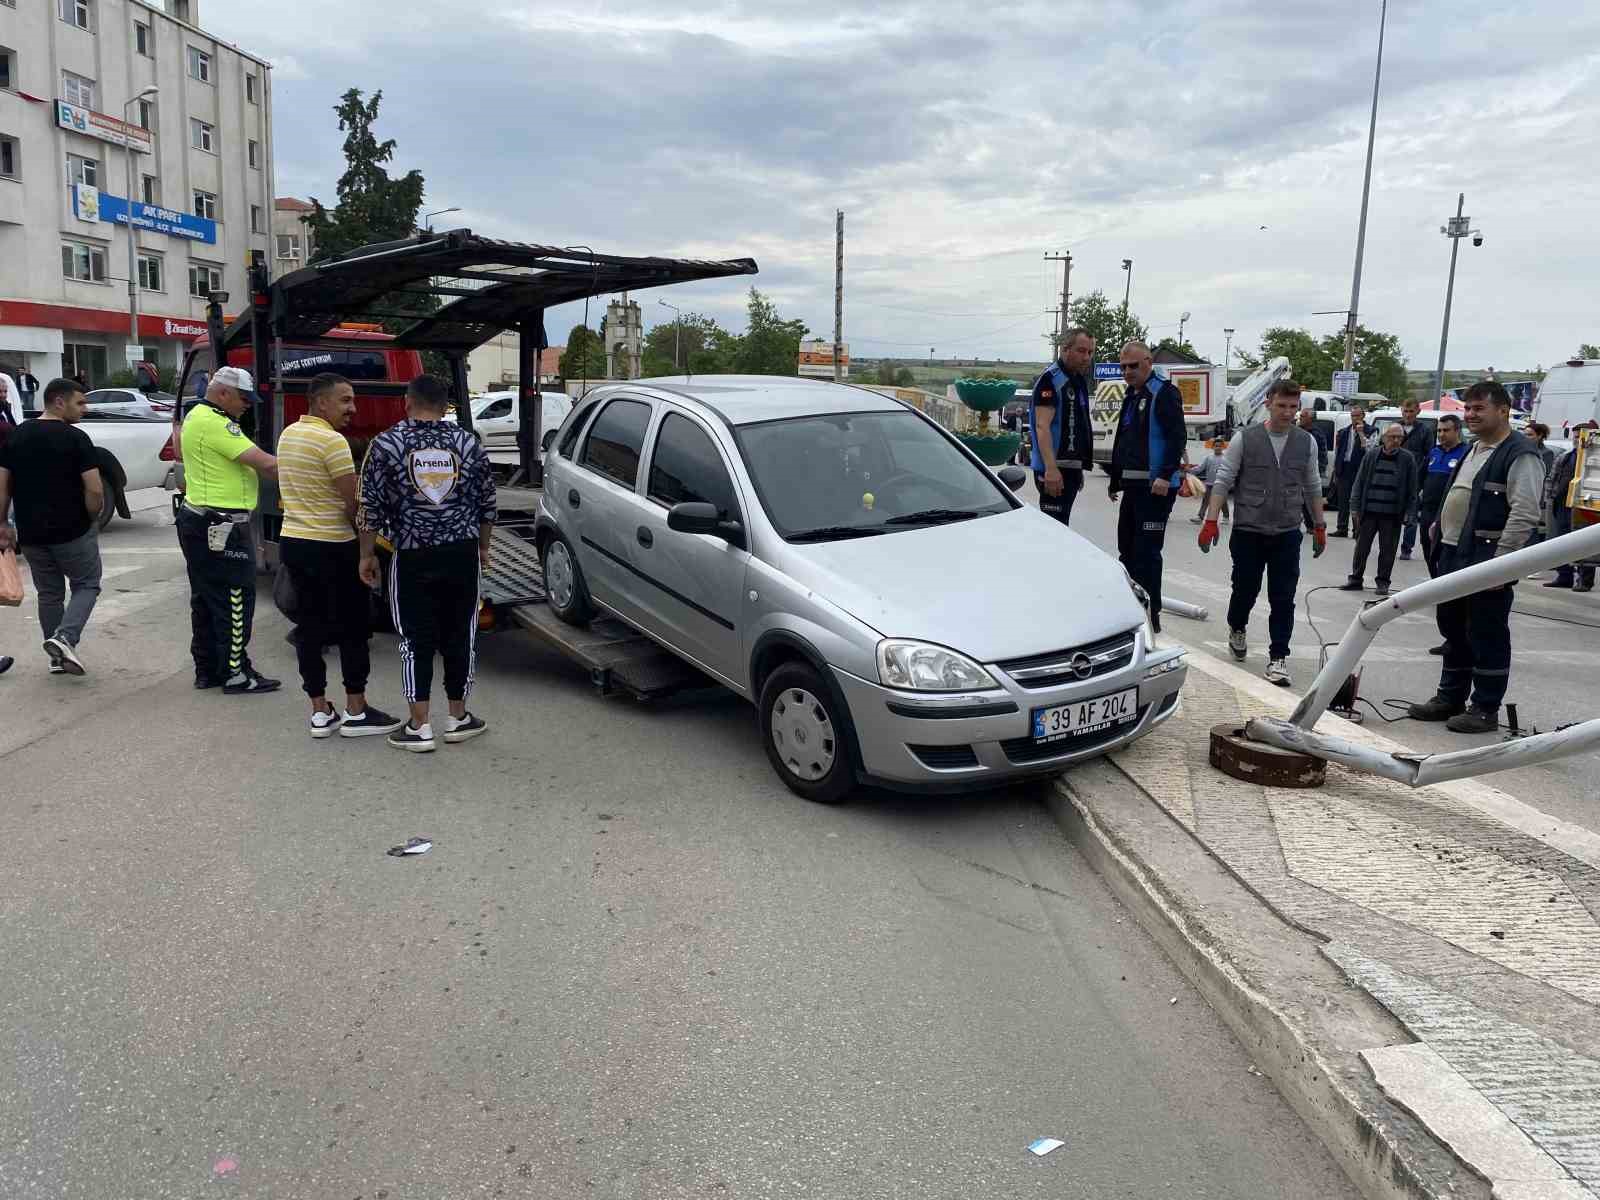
xmin=0 ymin=301 xmax=210 ymax=387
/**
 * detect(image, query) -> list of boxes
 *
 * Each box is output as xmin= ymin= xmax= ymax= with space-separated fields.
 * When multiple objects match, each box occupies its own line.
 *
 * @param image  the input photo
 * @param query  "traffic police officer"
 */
xmin=1029 ymin=327 xmax=1096 ymax=525
xmin=1108 ymin=340 xmax=1187 ymax=631
xmin=176 ymin=366 xmax=281 ymax=693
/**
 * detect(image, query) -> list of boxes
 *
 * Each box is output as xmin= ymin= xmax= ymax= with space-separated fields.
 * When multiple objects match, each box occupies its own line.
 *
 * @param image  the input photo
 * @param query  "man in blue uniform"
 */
xmin=1029 ymin=328 xmax=1095 ymax=526
xmin=1108 ymin=341 xmax=1187 ymax=631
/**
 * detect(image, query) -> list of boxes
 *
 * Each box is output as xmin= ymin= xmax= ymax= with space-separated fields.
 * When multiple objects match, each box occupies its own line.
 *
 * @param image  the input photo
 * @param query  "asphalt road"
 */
xmin=1036 ymin=472 xmax=1600 ymax=835
xmin=0 ymin=495 xmax=1360 ymax=1198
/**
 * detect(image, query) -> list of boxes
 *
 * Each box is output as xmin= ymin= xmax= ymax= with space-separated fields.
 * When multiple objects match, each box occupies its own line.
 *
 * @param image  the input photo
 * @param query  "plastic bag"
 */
xmin=271 ymin=564 xmax=299 ymax=621
xmin=0 ymin=548 xmax=23 ymax=607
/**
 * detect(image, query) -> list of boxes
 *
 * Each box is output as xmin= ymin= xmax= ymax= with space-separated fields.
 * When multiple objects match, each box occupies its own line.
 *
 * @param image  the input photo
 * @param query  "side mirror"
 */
xmin=667 ymin=501 xmax=744 ymax=546
xmin=997 ymin=464 xmax=1027 ymax=492
xmin=541 ymin=427 xmax=559 ymax=452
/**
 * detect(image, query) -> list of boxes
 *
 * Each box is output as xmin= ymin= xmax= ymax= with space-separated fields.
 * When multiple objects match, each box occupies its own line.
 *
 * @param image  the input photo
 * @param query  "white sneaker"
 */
xmin=387 ymin=722 xmax=436 ymax=753
xmin=43 ymin=637 xmax=84 ymax=676
xmin=1264 ymin=658 xmax=1292 ymax=687
xmin=1227 ymin=629 xmax=1248 ymax=661
xmin=308 ymin=705 xmax=344 ymax=739
xmin=443 ymin=711 xmax=488 ymax=744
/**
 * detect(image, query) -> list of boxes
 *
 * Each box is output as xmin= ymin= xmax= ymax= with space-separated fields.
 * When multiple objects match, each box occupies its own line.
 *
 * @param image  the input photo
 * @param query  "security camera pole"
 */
xmin=1428 ymin=193 xmax=1482 ymax=413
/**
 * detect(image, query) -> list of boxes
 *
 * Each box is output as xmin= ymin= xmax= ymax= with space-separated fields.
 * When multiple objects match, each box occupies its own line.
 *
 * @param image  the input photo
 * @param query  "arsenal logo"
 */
xmin=410 ymin=448 xmax=459 ymax=505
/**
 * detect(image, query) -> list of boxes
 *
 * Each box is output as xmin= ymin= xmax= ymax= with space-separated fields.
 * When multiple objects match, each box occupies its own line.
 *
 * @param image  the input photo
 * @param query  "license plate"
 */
xmin=1032 ymin=688 xmax=1138 ymax=744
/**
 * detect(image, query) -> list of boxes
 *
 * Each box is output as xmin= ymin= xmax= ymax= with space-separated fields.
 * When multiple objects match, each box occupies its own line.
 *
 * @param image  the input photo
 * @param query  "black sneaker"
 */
xmin=388 ymin=722 xmax=436 ymax=753
xmin=1374 ymin=585 xmax=1391 ymax=598
xmin=1398 ymin=552 xmax=1413 ymax=561
xmin=1543 ymin=577 xmax=1573 ymax=589
xmin=0 ymin=655 xmax=13 ymax=676
xmin=1408 ymin=694 xmax=1466 ymax=722
xmin=1445 ymin=707 xmax=1499 ymax=735
xmin=443 ymin=712 xmax=488 ymax=744
xmin=222 ymin=669 xmax=282 ymax=695
xmin=308 ymin=705 xmax=344 ymax=739
xmin=194 ymin=674 xmax=221 ymax=689
xmin=43 ymin=637 xmax=85 ymax=676
xmin=340 ymin=705 xmax=406 ymax=738
xmin=1338 ymin=580 xmax=1364 ymax=591
xmin=1575 ymin=580 xmax=1595 ymax=594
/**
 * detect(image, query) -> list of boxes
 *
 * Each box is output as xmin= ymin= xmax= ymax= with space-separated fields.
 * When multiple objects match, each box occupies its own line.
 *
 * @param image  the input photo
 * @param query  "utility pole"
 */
xmin=1429 ymin=193 xmax=1481 ymax=413
xmin=1223 ymin=328 xmax=1235 ymax=377
xmin=1043 ymin=251 xmax=1071 ymax=352
xmin=1343 ymin=0 xmax=1388 ymax=372
xmin=833 ymin=210 xmax=844 ymax=383
xmin=1121 ymin=258 xmax=1134 ymax=348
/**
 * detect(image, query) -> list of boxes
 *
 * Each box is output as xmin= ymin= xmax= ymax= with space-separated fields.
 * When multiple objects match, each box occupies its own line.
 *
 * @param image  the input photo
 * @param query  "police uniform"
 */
xmin=1029 ymin=360 xmax=1093 ymax=526
xmin=1109 ymin=372 xmax=1187 ymax=630
xmin=178 ymin=400 xmax=264 ymax=688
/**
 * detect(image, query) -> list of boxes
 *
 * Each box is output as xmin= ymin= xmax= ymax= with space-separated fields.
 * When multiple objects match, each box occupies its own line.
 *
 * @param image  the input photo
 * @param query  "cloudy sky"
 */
xmin=208 ymin=0 xmax=1598 ymax=377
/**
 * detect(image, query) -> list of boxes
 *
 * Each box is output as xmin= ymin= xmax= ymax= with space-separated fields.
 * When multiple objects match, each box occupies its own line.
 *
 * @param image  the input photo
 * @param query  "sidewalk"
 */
xmin=1051 ymin=635 xmax=1600 ymax=1200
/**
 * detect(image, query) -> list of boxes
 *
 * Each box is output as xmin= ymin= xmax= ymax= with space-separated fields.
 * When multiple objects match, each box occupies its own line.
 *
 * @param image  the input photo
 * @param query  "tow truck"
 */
xmin=174 ymin=230 xmax=758 ymax=697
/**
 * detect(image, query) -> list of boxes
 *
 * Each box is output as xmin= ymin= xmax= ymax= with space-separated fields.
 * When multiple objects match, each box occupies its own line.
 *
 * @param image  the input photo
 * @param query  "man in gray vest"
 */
xmin=1198 ymin=379 xmax=1326 ymax=687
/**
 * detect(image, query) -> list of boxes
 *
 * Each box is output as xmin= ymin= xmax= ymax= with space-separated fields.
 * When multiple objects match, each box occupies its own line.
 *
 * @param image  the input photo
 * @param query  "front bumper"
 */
xmin=833 ymin=638 xmax=1186 ymax=789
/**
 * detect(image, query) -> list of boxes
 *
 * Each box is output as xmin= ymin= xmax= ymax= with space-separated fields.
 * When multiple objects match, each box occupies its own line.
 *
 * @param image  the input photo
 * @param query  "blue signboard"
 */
xmin=1094 ymin=362 xmax=1123 ymax=381
xmin=72 ymin=186 xmax=217 ymax=245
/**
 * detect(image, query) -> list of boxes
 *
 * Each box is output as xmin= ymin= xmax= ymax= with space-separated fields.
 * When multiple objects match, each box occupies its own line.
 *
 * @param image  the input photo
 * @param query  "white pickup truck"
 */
xmin=3 ymin=373 xmax=175 ymax=529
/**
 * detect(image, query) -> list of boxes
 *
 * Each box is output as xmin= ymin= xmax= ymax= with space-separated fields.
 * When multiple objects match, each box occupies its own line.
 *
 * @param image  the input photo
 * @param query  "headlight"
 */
xmin=1125 ymin=570 xmax=1156 ymax=643
xmin=877 ymin=639 xmax=998 ymax=691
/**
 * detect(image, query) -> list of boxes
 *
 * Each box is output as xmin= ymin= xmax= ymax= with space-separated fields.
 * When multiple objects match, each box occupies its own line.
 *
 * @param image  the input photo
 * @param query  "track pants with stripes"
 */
xmin=391 ymin=540 xmax=480 ymax=704
xmin=177 ymin=506 xmax=256 ymax=682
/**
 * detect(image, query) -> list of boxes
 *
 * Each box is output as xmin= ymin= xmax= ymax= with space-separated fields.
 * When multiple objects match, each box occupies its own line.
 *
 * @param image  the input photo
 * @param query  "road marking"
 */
xmin=99 ymin=546 xmax=183 ymax=556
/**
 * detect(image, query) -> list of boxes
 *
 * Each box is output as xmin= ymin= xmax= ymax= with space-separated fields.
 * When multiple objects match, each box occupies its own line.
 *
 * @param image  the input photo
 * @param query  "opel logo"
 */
xmin=1070 ymin=653 xmax=1094 ymax=680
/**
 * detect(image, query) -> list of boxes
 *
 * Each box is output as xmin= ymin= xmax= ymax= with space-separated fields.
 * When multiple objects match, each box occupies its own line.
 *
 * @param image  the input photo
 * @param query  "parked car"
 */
xmin=453 ymin=390 xmax=573 ymax=453
xmin=84 ymin=388 xmax=178 ymax=420
xmin=534 ymin=376 xmax=1187 ymax=803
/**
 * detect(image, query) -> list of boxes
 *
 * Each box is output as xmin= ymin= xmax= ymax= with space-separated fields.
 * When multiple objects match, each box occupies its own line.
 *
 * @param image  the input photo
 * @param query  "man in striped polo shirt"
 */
xmin=277 ymin=373 xmax=403 ymax=739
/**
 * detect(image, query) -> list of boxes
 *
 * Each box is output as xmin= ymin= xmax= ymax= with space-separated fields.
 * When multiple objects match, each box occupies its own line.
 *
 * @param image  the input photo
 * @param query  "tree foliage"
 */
xmin=1580 ymin=343 xmax=1600 ymax=360
xmin=642 ymin=313 xmax=736 ymax=377
xmin=1236 ymin=325 xmax=1408 ymax=400
xmin=733 ymin=289 xmax=809 ymax=376
xmin=559 ymin=325 xmax=608 ymax=380
xmin=1155 ymin=337 xmax=1199 ymax=359
xmin=304 ymin=89 xmax=427 ymax=264
xmin=627 ymin=289 xmax=806 ymax=381
xmin=1065 ymin=290 xmax=1149 ymax=361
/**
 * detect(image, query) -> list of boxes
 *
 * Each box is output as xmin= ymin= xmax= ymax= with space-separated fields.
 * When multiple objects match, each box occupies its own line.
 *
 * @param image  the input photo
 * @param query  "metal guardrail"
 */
xmin=1244 ymin=521 xmax=1600 ymax=786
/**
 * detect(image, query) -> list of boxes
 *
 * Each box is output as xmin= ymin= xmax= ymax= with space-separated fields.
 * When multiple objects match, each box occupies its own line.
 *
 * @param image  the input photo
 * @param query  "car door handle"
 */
xmin=636 ymin=526 xmax=653 ymax=548
xmin=567 ymin=489 xmax=580 ymax=509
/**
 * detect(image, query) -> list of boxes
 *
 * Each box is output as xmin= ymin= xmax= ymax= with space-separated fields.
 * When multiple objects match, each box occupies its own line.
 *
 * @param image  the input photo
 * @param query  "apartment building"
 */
xmin=0 ymin=0 xmax=273 ymax=385
xmin=272 ymin=193 xmax=310 ymax=271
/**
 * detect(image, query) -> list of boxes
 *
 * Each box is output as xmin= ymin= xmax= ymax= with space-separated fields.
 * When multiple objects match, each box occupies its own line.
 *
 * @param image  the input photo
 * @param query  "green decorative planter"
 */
xmin=956 ymin=431 xmax=1022 ymax=466
xmin=953 ymin=378 xmax=1018 ymax=412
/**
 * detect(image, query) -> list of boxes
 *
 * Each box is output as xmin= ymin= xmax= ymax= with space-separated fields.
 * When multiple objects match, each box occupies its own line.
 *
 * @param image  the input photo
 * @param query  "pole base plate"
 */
xmin=1209 ymin=723 xmax=1326 ymax=788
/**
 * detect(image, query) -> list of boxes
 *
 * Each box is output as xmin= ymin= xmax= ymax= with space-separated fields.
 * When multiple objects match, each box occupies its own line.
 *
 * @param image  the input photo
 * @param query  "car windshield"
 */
xmin=735 ymin=410 xmax=1014 ymax=541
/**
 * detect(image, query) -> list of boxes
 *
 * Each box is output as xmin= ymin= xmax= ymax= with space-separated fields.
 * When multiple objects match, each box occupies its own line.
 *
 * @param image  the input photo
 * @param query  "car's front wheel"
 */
xmin=759 ymin=662 xmax=855 ymax=804
xmin=542 ymin=533 xmax=593 ymax=626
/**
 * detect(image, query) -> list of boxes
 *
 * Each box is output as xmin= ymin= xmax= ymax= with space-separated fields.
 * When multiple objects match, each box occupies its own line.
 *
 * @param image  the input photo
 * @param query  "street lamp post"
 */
xmin=422 ymin=206 xmax=460 ymax=232
xmin=658 ymin=299 xmax=682 ymax=371
xmin=1177 ymin=310 xmax=1191 ymax=348
xmin=1428 ymin=193 xmax=1482 ymax=412
xmin=1342 ymin=0 xmax=1388 ymax=373
xmin=1223 ymin=327 xmax=1235 ymax=376
xmin=122 ymin=86 xmax=159 ymax=367
xmin=1120 ymin=258 xmax=1134 ymax=347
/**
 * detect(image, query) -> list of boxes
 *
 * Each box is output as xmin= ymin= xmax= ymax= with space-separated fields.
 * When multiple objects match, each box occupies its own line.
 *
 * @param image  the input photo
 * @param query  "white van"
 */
xmin=1533 ymin=359 xmax=1600 ymax=436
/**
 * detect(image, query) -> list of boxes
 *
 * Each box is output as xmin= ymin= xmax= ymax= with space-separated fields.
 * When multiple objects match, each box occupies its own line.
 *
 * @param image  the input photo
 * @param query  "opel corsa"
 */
xmin=536 ymin=376 xmax=1187 ymax=803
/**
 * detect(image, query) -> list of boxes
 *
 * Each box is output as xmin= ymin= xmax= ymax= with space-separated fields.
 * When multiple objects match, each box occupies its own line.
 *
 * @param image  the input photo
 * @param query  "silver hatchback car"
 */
xmin=535 ymin=376 xmax=1187 ymax=803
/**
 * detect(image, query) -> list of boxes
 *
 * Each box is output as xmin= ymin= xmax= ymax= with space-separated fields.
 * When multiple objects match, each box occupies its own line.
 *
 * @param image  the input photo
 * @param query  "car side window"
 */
xmin=580 ymin=399 xmax=652 ymax=488
xmin=85 ymin=390 xmax=115 ymax=405
xmin=483 ymin=398 xmax=511 ymax=420
xmin=558 ymin=398 xmax=600 ymax=459
xmin=648 ymin=412 xmax=740 ymax=519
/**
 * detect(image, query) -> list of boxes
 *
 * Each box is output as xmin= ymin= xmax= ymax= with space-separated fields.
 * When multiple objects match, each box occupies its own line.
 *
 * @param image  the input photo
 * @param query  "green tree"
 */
xmin=893 ymin=367 xmax=916 ymax=387
xmin=873 ymin=361 xmax=898 ymax=385
xmin=1065 ymin=290 xmax=1149 ymax=361
xmin=1580 ymin=343 xmax=1600 ymax=360
xmin=1155 ymin=337 xmax=1199 ymax=359
xmin=1316 ymin=326 xmax=1408 ymax=401
xmin=642 ymin=313 xmax=734 ymax=376
xmin=558 ymin=325 xmax=607 ymax=379
xmin=304 ymin=89 xmax=427 ymax=265
xmin=733 ymin=288 xmax=809 ymax=376
xmin=1247 ymin=328 xmax=1338 ymax=389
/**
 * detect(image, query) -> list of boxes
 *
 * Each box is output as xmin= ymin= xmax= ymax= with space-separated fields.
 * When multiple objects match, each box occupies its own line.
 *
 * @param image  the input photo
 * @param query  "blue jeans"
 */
xmin=1226 ymin=528 xmax=1303 ymax=660
xmin=20 ymin=529 xmax=102 ymax=647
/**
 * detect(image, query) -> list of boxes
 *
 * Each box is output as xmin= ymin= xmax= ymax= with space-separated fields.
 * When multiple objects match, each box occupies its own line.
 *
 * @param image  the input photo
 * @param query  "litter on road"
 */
xmin=387 ymin=837 xmax=434 ymax=858
xmin=1027 ymin=1138 xmax=1065 ymax=1157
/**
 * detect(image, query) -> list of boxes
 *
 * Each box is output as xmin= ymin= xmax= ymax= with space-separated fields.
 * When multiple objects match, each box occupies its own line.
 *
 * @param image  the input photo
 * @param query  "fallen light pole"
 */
xmin=1162 ymin=596 xmax=1210 ymax=622
xmin=1239 ymin=521 xmax=1600 ymax=787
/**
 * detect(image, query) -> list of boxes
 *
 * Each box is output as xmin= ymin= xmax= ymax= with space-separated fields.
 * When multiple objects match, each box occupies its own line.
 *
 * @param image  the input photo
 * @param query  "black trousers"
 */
xmin=1419 ymin=506 xmax=1443 ymax=577
xmin=1035 ymin=470 xmax=1083 ymax=526
xmin=1434 ymin=543 xmax=1515 ymax=713
xmin=1226 ymin=528 xmax=1302 ymax=660
xmin=1116 ymin=485 xmax=1177 ymax=631
xmin=177 ymin=506 xmax=256 ymax=681
xmin=1349 ymin=514 xmax=1402 ymax=587
xmin=1333 ymin=468 xmax=1361 ymax=532
xmin=281 ymin=537 xmax=371 ymax=699
xmin=392 ymin=540 xmax=480 ymax=704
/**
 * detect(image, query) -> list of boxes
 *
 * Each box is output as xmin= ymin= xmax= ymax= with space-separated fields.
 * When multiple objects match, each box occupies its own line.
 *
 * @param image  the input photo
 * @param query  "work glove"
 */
xmin=1198 ymin=519 xmax=1220 ymax=553
xmin=1312 ymin=525 xmax=1327 ymax=558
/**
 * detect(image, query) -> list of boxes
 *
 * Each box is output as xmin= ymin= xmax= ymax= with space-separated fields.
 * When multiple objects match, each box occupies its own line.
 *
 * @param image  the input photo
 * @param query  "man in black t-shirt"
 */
xmin=0 ymin=378 xmax=105 ymax=675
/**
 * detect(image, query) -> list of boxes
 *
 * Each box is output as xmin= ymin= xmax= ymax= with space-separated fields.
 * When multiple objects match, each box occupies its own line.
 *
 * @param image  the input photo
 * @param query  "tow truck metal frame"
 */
xmin=1244 ymin=521 xmax=1600 ymax=786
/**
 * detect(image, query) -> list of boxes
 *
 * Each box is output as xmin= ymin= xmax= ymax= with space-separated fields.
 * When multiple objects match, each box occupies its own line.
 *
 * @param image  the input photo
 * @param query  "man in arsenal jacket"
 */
xmin=1108 ymin=341 xmax=1188 ymax=632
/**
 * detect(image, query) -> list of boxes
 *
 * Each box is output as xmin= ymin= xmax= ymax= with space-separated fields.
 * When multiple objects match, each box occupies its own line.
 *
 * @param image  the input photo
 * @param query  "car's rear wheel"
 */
xmin=759 ymin=662 xmax=855 ymax=804
xmin=542 ymin=534 xmax=592 ymax=626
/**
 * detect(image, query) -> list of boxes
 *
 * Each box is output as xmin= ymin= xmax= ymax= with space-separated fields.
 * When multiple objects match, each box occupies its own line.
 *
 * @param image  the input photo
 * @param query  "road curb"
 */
xmin=1046 ymin=760 xmax=1487 ymax=1200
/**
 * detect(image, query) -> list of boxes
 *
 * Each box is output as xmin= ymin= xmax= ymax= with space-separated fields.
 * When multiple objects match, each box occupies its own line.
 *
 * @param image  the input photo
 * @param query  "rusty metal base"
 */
xmin=1209 ymin=723 xmax=1326 ymax=788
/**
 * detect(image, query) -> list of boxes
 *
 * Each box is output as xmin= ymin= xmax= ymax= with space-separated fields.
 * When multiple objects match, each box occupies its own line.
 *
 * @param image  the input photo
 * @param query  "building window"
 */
xmin=245 ymin=74 xmax=258 ymax=104
xmin=250 ymin=204 xmax=263 ymax=233
xmin=188 ymin=262 xmax=223 ymax=298
xmin=189 ymin=118 xmax=213 ymax=153
xmin=137 ymin=98 xmax=154 ymax=130
xmin=58 ymin=0 xmax=92 ymax=31
xmin=135 ymin=21 xmax=150 ymax=56
xmin=62 ymin=241 xmax=108 ymax=282
xmin=66 ymin=153 xmax=98 ymax=188
xmin=0 ymin=135 xmax=17 ymax=179
xmin=187 ymin=46 xmax=210 ymax=83
xmin=192 ymin=189 xmax=216 ymax=220
xmin=141 ymin=174 xmax=159 ymax=204
xmin=275 ymin=233 xmax=301 ymax=260
xmin=247 ymin=139 xmax=260 ymax=169
xmin=170 ymin=0 xmax=190 ymax=20
xmin=0 ymin=48 xmax=13 ymax=91
xmin=137 ymin=253 xmax=162 ymax=292
xmin=61 ymin=71 xmax=95 ymax=109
